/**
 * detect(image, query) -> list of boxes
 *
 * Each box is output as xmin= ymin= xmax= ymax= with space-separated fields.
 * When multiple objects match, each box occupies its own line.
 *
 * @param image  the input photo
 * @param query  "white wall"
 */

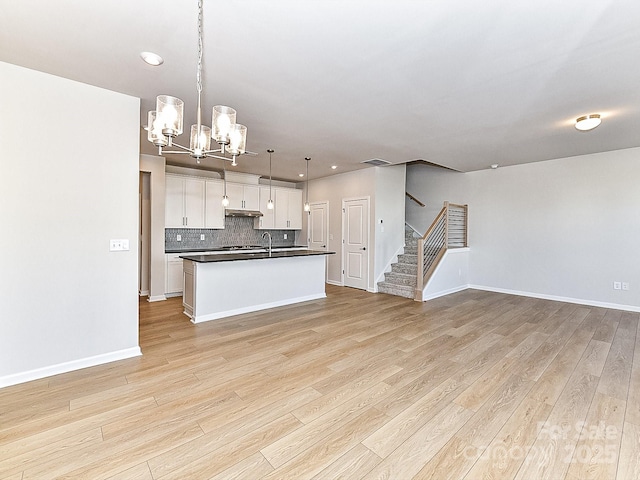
xmin=406 ymin=148 xmax=640 ymax=311
xmin=0 ymin=62 xmax=141 ymax=387
xmin=374 ymin=165 xmax=406 ymax=286
xmin=406 ymin=164 xmax=470 ymax=235
xmin=307 ymin=168 xmax=377 ymax=286
xmin=305 ymin=165 xmax=406 ymax=291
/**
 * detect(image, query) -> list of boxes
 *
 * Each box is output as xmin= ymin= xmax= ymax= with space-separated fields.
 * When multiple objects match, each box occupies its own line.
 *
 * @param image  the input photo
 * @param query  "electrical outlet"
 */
xmin=200 ymin=234 xmax=205 ymax=240
xmin=177 ymin=234 xmax=181 ymax=241
xmin=613 ymin=281 xmax=621 ymax=290
xmin=622 ymin=282 xmax=630 ymax=291
xmin=284 ymin=233 xmax=287 ymax=239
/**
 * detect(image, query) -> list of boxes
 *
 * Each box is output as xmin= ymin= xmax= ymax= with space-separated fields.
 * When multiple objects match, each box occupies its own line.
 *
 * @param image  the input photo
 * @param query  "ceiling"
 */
xmin=1 ymin=0 xmax=639 ymax=182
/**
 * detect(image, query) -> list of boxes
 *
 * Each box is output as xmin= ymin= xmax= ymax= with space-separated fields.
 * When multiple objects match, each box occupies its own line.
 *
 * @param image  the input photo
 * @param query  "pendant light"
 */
xmin=222 ymin=160 xmax=229 ymax=207
xmin=304 ymin=157 xmax=311 ymax=212
xmin=146 ymin=0 xmax=256 ymax=165
xmin=267 ymin=149 xmax=274 ymax=210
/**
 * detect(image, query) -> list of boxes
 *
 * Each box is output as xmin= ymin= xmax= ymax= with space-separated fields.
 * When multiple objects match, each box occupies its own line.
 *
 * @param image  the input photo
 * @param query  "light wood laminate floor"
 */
xmin=1 ymin=286 xmax=639 ymax=479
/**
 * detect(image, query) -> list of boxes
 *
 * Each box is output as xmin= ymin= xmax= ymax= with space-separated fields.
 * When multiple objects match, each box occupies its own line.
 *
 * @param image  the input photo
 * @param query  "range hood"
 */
xmin=225 ymin=209 xmax=263 ymax=217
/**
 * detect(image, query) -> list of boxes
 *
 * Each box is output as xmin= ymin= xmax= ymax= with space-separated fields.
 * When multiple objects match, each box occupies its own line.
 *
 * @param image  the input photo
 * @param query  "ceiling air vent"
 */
xmin=361 ymin=158 xmax=392 ymax=166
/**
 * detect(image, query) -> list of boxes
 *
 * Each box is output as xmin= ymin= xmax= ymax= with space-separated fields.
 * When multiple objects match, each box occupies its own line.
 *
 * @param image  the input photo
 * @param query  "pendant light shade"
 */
xmin=212 ymin=105 xmax=236 ymax=144
xmin=189 ymin=124 xmax=211 ymax=158
xmin=147 ymin=111 xmax=168 ymax=147
xmin=156 ymin=95 xmax=184 ymax=137
xmin=227 ymin=124 xmax=247 ymax=155
xmin=222 ymin=160 xmax=229 ymax=206
xmin=267 ymin=149 xmax=274 ymax=210
xmin=304 ymin=157 xmax=311 ymax=212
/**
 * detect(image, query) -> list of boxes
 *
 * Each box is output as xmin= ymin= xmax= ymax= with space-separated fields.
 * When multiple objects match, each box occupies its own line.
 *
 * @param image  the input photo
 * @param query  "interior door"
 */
xmin=343 ymin=198 xmax=369 ymax=290
xmin=309 ymin=201 xmax=329 ymax=281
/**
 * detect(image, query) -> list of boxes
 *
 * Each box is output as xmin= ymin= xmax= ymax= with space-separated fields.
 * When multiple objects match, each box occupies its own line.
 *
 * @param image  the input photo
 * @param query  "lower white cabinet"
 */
xmin=165 ymin=253 xmax=185 ymax=296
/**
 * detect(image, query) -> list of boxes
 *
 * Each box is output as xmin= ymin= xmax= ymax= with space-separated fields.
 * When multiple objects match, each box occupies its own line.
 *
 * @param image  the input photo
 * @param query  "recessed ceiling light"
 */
xmin=575 ymin=114 xmax=601 ymax=131
xmin=298 ymin=173 xmax=304 ymax=177
xmin=490 ymin=164 xmax=499 ymax=169
xmin=331 ymin=165 xmax=337 ymax=169
xmin=140 ymin=51 xmax=164 ymax=66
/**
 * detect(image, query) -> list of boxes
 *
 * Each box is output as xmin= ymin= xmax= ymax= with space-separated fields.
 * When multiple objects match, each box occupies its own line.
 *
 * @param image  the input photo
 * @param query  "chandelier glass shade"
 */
xmin=146 ymin=0 xmax=254 ymax=165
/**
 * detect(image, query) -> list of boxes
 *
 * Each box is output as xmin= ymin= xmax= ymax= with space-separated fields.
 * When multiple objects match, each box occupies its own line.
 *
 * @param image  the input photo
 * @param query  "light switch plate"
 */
xmin=110 ymin=239 xmax=130 ymax=251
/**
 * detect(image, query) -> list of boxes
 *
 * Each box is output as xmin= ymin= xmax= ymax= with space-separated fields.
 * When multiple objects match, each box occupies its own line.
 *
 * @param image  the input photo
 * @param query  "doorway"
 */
xmin=139 ymin=172 xmax=151 ymax=297
xmin=342 ymin=197 xmax=369 ymax=290
xmin=309 ymin=201 xmax=329 ymax=281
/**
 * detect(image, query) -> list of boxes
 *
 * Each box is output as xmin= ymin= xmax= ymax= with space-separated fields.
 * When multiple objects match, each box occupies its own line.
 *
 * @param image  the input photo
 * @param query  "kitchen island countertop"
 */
xmin=180 ymin=249 xmax=334 ymax=263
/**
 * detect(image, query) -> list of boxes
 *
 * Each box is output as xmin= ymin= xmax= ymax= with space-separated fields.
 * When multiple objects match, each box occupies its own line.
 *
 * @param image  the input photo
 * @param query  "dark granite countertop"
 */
xmin=166 ymin=245 xmax=309 ymax=254
xmin=180 ymin=249 xmax=335 ymax=263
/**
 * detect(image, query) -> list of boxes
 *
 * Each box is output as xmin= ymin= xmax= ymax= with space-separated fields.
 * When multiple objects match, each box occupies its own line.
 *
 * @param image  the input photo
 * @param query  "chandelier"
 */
xmin=146 ymin=0 xmax=254 ymax=166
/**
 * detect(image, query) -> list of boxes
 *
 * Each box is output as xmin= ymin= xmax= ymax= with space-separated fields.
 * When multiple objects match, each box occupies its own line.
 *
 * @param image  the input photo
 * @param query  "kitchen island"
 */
xmin=180 ymin=249 xmax=334 ymax=323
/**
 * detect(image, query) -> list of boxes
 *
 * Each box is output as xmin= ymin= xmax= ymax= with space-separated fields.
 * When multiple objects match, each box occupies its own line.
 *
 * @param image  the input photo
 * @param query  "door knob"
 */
xmin=360 ymin=247 xmax=366 ymax=250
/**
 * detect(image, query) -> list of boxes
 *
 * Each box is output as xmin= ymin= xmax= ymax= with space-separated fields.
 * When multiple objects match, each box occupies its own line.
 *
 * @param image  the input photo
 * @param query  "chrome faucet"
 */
xmin=262 ymin=231 xmax=272 ymax=256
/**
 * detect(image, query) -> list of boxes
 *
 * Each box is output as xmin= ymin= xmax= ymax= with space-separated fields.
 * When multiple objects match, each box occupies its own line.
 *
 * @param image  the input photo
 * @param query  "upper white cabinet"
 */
xmin=165 ymin=174 xmax=205 ymax=228
xmin=275 ymin=188 xmax=303 ymax=230
xmin=204 ymin=179 xmax=225 ymax=229
xmin=225 ymin=183 xmax=260 ymax=211
xmin=256 ymin=186 xmax=276 ymax=229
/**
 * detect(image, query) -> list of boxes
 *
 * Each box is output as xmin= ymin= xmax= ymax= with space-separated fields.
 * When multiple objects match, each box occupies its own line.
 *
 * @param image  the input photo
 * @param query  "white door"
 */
xmin=309 ymin=202 xmax=329 ymax=281
xmin=343 ymin=198 xmax=369 ymax=290
xmin=309 ymin=202 xmax=328 ymax=251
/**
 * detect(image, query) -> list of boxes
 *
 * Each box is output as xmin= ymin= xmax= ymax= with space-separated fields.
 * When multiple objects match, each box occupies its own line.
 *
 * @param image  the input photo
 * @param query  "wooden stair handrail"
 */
xmin=405 ymin=192 xmax=426 ymax=207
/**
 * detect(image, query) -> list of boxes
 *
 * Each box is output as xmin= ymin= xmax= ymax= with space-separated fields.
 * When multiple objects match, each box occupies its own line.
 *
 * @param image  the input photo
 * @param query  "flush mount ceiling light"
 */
xmin=140 ymin=51 xmax=164 ymax=66
xmin=146 ymin=0 xmax=255 ymax=166
xmin=575 ymin=114 xmax=601 ymax=131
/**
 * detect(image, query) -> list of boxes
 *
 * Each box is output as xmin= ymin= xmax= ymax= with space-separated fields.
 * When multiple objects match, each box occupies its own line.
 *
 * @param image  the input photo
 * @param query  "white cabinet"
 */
xmin=226 ymin=183 xmax=260 ymax=211
xmin=275 ymin=188 xmax=303 ymax=230
xmin=255 ymin=186 xmax=275 ymax=229
xmin=204 ymin=179 xmax=225 ymax=229
xmin=165 ymin=174 xmax=205 ymax=228
xmin=165 ymin=253 xmax=185 ymax=295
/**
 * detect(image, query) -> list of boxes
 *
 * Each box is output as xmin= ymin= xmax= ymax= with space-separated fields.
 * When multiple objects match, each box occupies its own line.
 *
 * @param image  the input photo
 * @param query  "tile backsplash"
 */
xmin=165 ymin=216 xmax=298 ymax=251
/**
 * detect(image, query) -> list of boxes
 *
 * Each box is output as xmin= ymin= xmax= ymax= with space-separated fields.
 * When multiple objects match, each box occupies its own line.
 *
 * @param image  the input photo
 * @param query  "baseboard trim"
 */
xmin=0 ymin=347 xmax=142 ymax=389
xmin=422 ymin=284 xmax=470 ymax=301
xmin=469 ymin=284 xmax=640 ymax=313
xmin=327 ymin=280 xmax=344 ymax=287
xmin=147 ymin=295 xmax=167 ymax=302
xmin=191 ymin=293 xmax=327 ymax=324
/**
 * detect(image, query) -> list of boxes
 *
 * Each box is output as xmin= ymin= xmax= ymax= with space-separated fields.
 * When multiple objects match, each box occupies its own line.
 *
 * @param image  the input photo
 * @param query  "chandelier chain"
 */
xmin=196 ymin=0 xmax=203 ymax=94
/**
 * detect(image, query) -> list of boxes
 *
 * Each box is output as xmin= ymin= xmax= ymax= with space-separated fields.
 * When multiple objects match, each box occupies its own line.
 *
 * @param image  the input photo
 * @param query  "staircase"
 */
xmin=378 ymin=202 xmax=469 ymax=301
xmin=377 ymin=226 xmax=419 ymax=299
